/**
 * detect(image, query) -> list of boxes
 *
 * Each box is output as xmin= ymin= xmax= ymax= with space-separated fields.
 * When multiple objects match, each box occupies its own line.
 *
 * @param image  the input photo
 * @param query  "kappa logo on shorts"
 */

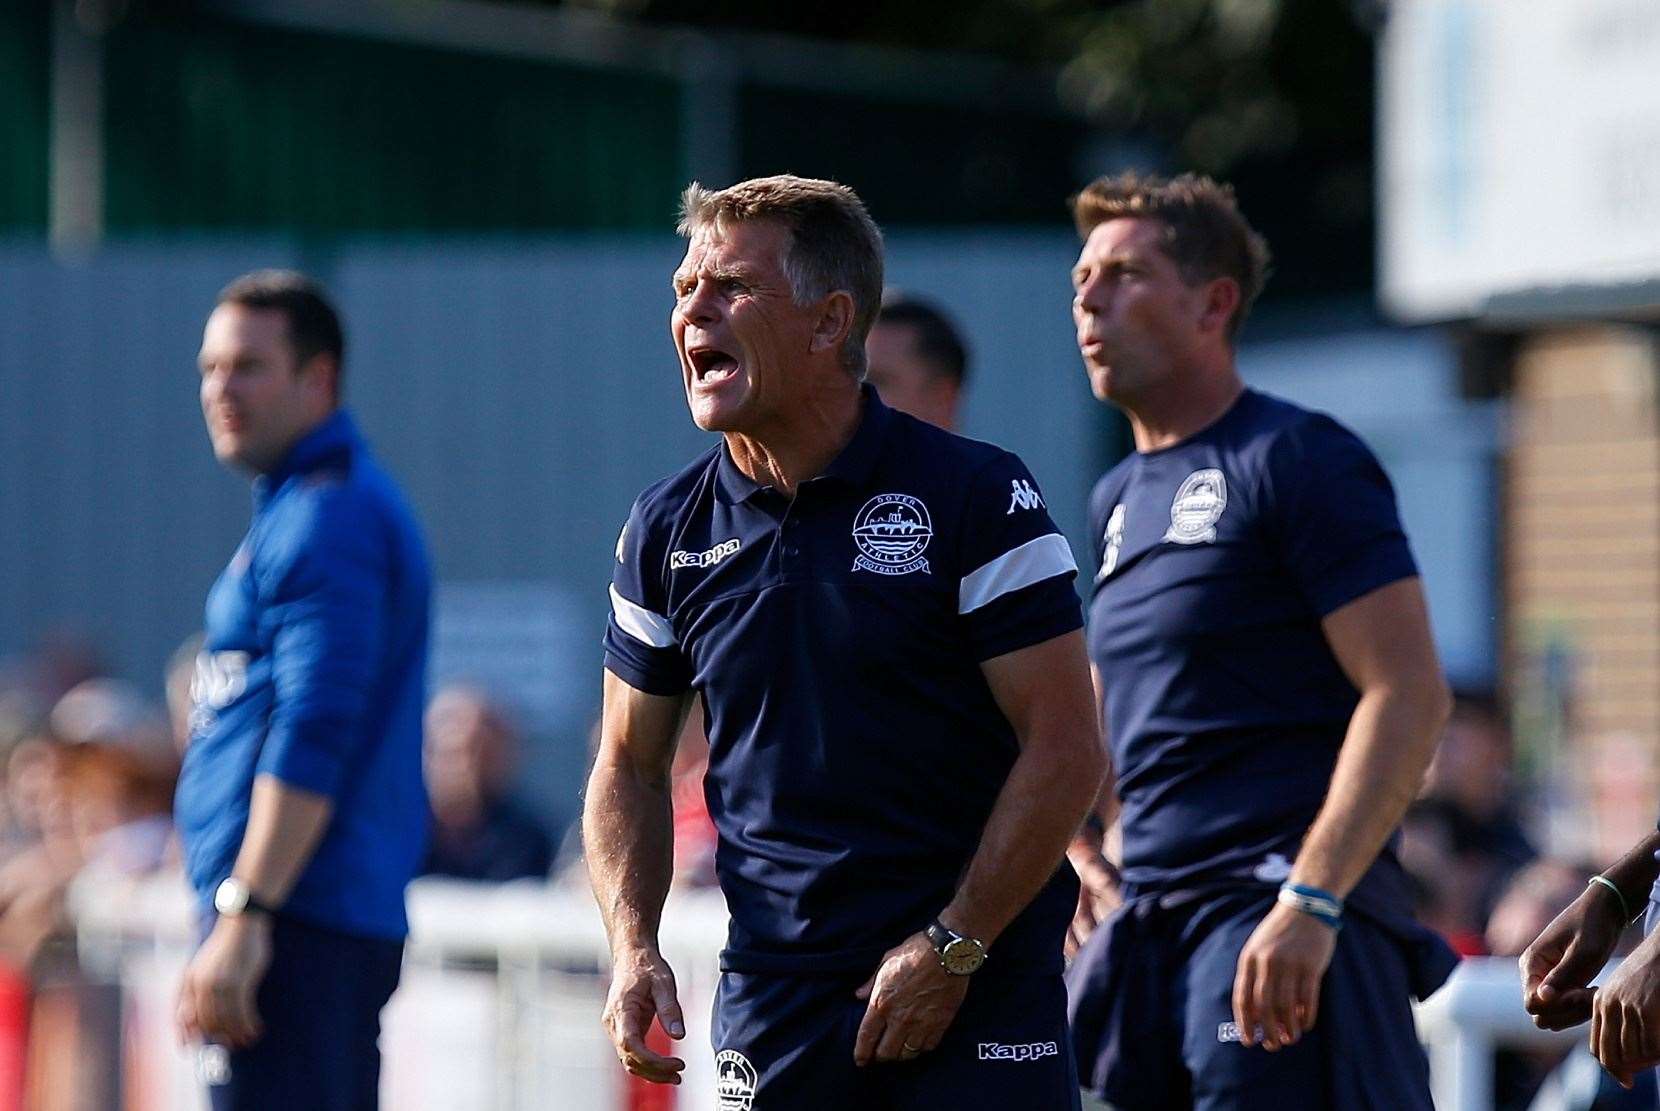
xmin=714 ymin=1049 xmax=758 ymax=1110
xmin=670 ymin=538 xmax=741 ymax=571
xmin=977 ymin=1041 xmax=1060 ymax=1062
xmin=1164 ymin=468 xmax=1228 ymax=544
xmin=1006 ymin=478 xmax=1046 ymax=514
xmin=851 ymin=493 xmax=932 ymax=576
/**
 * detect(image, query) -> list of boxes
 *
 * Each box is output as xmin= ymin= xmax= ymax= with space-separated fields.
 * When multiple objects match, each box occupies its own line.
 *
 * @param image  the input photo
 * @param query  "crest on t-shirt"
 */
xmin=851 ymin=493 xmax=932 ymax=576
xmin=715 ymin=1049 xmax=758 ymax=1110
xmin=1096 ymin=504 xmax=1127 ymax=583
xmin=1164 ymin=469 xmax=1227 ymax=544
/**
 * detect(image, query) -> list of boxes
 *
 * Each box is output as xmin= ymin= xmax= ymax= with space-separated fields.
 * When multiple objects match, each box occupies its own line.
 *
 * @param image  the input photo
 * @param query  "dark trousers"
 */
xmin=202 ymin=915 xmax=404 ymax=1111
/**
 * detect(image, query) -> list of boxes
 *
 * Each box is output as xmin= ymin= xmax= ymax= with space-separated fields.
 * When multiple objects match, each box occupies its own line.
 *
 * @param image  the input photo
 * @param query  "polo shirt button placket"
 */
xmin=782 ymin=513 xmax=802 ymax=560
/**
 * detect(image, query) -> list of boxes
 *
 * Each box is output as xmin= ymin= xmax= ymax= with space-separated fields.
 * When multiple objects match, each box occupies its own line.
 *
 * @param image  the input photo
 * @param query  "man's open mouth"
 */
xmin=688 ymin=346 xmax=740 ymax=384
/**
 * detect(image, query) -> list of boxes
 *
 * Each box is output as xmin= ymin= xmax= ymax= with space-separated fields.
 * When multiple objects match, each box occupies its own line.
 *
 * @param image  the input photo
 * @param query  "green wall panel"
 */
xmin=0 ymin=3 xmax=50 ymax=232
xmin=102 ymin=16 xmax=683 ymax=233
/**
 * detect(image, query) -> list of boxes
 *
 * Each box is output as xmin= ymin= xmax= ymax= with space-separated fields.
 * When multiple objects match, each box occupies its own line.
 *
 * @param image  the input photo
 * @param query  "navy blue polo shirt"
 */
xmin=605 ymin=388 xmax=1083 ymax=975
xmin=1086 ymin=390 xmax=1420 ymax=912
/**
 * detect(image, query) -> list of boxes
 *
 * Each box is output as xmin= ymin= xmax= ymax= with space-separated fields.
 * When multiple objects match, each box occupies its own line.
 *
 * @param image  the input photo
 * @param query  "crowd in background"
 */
xmin=0 ymin=629 xmax=1644 ymax=1108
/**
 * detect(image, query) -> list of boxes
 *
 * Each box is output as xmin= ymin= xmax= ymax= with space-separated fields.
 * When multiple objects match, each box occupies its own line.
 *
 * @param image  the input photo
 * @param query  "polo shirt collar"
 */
xmin=714 ymin=386 xmax=893 ymax=504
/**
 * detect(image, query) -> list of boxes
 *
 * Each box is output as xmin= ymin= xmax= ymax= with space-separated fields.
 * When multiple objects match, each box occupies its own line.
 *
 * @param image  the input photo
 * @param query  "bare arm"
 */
xmin=583 ymin=669 xmax=692 ymax=1084
xmin=177 ymin=776 xmax=334 ymax=1047
xmin=1290 ymin=576 xmax=1451 ymax=897
xmin=853 ymin=629 xmax=1105 ymax=1065
xmin=943 ymin=628 xmax=1109 ymax=943
xmin=1233 ymin=576 xmax=1450 ymax=1051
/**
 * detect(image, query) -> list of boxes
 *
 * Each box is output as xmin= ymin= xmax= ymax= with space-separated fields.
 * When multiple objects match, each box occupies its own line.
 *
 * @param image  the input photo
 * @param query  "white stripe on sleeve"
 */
xmin=609 ymin=584 xmax=677 ymax=648
xmin=958 ymin=533 xmax=1079 ymax=615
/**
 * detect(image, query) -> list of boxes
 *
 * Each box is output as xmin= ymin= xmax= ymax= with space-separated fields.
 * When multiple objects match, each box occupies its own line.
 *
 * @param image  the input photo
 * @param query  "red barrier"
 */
xmin=0 ymin=961 xmax=26 ymax=1111
xmin=621 ymin=1019 xmax=677 ymax=1111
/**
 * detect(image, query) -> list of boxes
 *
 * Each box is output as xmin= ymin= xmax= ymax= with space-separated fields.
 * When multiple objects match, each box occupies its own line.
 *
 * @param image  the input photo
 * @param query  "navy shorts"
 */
xmin=1067 ymin=888 xmax=1435 ymax=1111
xmin=712 ymin=966 xmax=1081 ymax=1110
xmin=199 ymin=914 xmax=404 ymax=1111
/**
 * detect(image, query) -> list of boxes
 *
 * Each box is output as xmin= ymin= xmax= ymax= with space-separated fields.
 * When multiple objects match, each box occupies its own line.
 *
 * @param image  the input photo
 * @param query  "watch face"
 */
xmin=941 ymin=938 xmax=985 ymax=975
xmin=214 ymin=878 xmax=249 ymax=915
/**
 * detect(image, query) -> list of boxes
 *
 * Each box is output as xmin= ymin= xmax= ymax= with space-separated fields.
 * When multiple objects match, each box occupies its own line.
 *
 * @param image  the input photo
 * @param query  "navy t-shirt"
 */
xmin=605 ymin=388 xmax=1084 ymax=975
xmin=1086 ymin=390 xmax=1419 ymax=908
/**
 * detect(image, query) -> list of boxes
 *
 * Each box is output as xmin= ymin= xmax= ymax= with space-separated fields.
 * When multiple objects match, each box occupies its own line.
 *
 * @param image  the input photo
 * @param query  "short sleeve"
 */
xmin=956 ymin=453 xmax=1083 ymax=661
xmin=1262 ymin=415 xmax=1418 ymax=617
xmin=603 ymin=497 xmax=693 ymax=696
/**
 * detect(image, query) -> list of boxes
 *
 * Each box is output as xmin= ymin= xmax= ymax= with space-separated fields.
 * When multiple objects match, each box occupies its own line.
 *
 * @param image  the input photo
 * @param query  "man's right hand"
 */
xmin=1521 ymin=883 xmax=1626 ymax=1030
xmin=602 ymin=947 xmax=687 ymax=1084
xmin=1065 ymin=840 xmax=1121 ymax=958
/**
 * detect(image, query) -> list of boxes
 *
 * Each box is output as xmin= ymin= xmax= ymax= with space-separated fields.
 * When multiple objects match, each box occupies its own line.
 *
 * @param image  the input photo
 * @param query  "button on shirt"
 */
xmin=605 ymin=389 xmax=1083 ymax=974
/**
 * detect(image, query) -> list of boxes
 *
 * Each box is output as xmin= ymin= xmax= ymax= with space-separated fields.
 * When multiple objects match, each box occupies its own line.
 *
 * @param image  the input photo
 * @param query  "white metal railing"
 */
xmin=72 ymin=873 xmax=1607 ymax=1111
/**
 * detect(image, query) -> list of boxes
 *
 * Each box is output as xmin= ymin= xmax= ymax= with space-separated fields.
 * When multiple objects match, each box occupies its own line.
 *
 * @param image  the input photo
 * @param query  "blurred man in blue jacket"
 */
xmin=174 ymin=271 xmax=432 ymax=1110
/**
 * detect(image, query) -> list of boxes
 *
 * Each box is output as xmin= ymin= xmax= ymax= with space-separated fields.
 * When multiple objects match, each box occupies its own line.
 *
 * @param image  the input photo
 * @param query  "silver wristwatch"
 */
xmin=925 ymin=919 xmax=987 ymax=976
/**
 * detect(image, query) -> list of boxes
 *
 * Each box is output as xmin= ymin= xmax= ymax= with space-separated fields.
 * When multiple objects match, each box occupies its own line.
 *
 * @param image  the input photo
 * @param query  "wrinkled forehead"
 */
xmin=675 ymin=217 xmax=793 ymax=280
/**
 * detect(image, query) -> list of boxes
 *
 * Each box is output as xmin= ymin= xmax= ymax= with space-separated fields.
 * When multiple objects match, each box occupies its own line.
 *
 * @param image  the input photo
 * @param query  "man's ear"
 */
xmin=809 ymin=291 xmax=856 ymax=357
xmin=1198 ymin=277 xmax=1241 ymax=338
xmin=298 ymin=352 xmax=340 ymax=407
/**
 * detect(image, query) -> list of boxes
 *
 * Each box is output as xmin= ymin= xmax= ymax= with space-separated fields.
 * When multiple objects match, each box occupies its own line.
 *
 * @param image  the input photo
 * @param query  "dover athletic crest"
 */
xmin=715 ymin=1050 xmax=758 ymax=1111
xmin=852 ymin=493 xmax=932 ymax=576
xmin=1164 ymin=469 xmax=1227 ymax=544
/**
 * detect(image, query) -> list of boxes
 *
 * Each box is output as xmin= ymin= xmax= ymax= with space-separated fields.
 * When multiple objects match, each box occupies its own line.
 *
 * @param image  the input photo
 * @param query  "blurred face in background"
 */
xmin=864 ymin=320 xmax=960 ymax=431
xmin=1071 ymin=216 xmax=1213 ymax=407
xmin=198 ymin=303 xmax=333 ymax=474
xmin=424 ymin=688 xmax=513 ymax=825
xmin=672 ymin=219 xmax=831 ymax=436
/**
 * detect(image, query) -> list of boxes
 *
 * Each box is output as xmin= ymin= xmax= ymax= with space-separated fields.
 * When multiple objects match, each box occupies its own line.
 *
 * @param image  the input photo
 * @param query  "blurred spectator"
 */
xmin=1400 ymin=690 xmax=1537 ymax=952
xmin=1486 ymin=857 xmax=1592 ymax=960
xmin=668 ymin=704 xmax=717 ymax=889
xmin=864 ymin=292 xmax=968 ymax=431
xmin=0 ymin=679 xmax=178 ymax=970
xmin=421 ymin=686 xmax=553 ymax=882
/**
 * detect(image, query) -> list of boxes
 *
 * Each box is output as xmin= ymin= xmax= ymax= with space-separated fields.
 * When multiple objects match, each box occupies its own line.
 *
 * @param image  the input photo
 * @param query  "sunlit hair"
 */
xmin=678 ymin=175 xmax=884 ymax=378
xmin=1071 ymin=172 xmax=1271 ymax=342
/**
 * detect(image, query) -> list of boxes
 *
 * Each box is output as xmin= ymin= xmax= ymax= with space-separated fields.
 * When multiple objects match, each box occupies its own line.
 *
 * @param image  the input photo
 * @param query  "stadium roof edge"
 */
xmin=202 ymin=0 xmax=1073 ymax=118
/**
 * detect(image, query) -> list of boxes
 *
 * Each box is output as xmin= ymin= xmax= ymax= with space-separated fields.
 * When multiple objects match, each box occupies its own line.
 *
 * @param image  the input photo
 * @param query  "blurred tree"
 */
xmin=525 ymin=0 xmax=1380 ymax=295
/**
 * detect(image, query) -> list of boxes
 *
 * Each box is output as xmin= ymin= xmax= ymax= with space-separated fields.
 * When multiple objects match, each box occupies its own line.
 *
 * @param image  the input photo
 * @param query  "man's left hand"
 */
xmin=176 ymin=914 xmax=273 ymax=1049
xmin=853 ymin=932 xmax=970 ymax=1066
xmin=1231 ymin=902 xmax=1337 ymax=1051
xmin=1591 ymin=928 xmax=1660 ymax=1088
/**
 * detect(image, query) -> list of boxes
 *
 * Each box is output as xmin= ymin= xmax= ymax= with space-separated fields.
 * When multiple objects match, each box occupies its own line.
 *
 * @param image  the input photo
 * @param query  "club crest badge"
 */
xmin=715 ymin=1049 xmax=758 ymax=1111
xmin=852 ymin=493 xmax=932 ymax=576
xmin=1096 ymin=504 xmax=1127 ymax=583
xmin=1164 ymin=468 xmax=1227 ymax=544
